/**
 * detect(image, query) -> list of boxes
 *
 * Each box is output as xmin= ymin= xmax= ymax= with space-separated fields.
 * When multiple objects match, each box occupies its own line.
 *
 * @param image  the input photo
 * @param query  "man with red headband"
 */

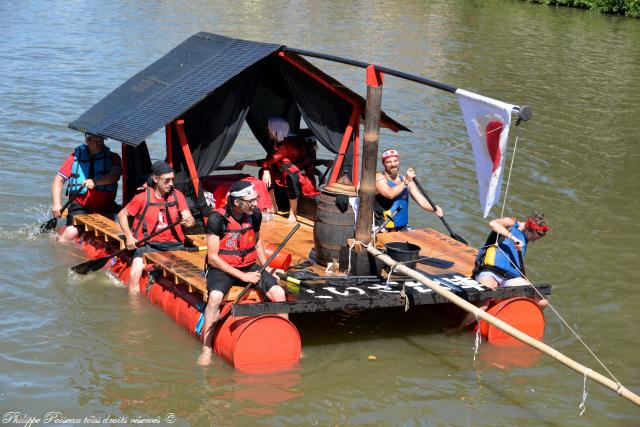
xmin=375 ymin=148 xmax=443 ymax=231
xmin=455 ymin=212 xmax=550 ymax=329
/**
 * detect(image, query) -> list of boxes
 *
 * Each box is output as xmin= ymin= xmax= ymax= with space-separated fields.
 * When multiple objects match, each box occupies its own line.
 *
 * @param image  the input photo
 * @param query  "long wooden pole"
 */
xmin=355 ymin=66 xmax=383 ymax=244
xmin=367 ymin=245 xmax=640 ymax=407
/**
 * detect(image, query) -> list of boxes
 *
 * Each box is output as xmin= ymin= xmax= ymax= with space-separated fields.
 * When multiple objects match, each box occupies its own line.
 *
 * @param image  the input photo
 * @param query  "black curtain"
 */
xmin=280 ymin=59 xmax=355 ymax=181
xmin=246 ymin=56 xmax=300 ymax=153
xmin=122 ymin=141 xmax=151 ymax=205
xmin=170 ymin=64 xmax=263 ymax=220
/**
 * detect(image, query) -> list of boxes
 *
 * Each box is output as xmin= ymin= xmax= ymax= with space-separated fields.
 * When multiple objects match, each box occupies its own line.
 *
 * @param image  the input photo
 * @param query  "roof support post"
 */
xmin=354 ymin=66 xmax=384 ymax=246
xmin=173 ymin=120 xmax=201 ymax=197
xmin=327 ymin=107 xmax=358 ymax=186
xmin=165 ymin=124 xmax=173 ymax=167
xmin=121 ymin=143 xmax=129 ymax=205
xmin=351 ymin=113 xmax=361 ymax=188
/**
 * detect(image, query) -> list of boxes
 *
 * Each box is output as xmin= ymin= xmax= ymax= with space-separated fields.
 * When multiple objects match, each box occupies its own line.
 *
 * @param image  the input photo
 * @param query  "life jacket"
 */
xmin=472 ymin=222 xmax=527 ymax=280
xmin=215 ymin=208 xmax=257 ymax=268
xmin=67 ymin=144 xmax=117 ymax=195
xmin=374 ymin=174 xmax=409 ymax=229
xmin=131 ymin=187 xmax=184 ymax=243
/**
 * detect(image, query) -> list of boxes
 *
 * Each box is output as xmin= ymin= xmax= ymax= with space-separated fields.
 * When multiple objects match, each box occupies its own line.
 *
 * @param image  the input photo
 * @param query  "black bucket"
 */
xmin=384 ymin=241 xmax=421 ymax=270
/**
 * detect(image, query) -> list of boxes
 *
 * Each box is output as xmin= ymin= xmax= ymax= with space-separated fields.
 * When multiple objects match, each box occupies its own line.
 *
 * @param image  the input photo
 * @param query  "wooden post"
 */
xmin=354 ymin=65 xmax=384 ymax=244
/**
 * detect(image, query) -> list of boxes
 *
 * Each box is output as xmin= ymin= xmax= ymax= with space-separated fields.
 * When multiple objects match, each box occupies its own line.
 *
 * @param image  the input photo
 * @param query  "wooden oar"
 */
xmin=412 ymin=178 xmax=468 ymax=245
xmin=368 ymin=244 xmax=640 ymax=408
xmin=217 ymin=223 xmax=300 ymax=319
xmin=517 ymin=250 xmax=526 ymax=276
xmin=70 ymin=219 xmax=182 ymax=275
xmin=38 ymin=190 xmax=81 ymax=233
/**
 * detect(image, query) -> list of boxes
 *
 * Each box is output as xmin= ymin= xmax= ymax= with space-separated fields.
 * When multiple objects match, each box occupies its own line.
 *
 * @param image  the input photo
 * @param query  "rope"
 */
xmin=385 ymin=265 xmax=410 ymax=311
xmin=495 ymin=246 xmax=624 ymax=387
xmin=346 ymin=239 xmax=373 ymax=275
xmin=473 ymin=310 xmax=482 ymax=361
xmin=580 ymin=369 xmax=591 ymax=416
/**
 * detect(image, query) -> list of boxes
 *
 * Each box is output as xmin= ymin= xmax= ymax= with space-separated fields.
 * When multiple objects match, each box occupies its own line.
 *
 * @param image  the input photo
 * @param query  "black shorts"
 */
xmin=206 ymin=263 xmax=279 ymax=296
xmin=66 ymin=200 xmax=121 ymax=226
xmin=133 ymin=241 xmax=185 ymax=258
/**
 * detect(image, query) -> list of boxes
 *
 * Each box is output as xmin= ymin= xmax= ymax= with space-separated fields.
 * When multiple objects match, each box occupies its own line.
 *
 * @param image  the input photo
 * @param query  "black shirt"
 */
xmin=206 ymin=207 xmax=262 ymax=237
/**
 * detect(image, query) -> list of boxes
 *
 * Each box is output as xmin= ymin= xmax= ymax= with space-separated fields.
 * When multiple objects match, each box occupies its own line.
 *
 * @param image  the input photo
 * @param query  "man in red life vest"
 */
xmin=198 ymin=180 xmax=287 ymax=366
xmin=237 ymin=117 xmax=329 ymax=224
xmin=117 ymin=161 xmax=195 ymax=294
xmin=374 ymin=148 xmax=444 ymax=231
xmin=51 ymin=133 xmax=122 ymax=242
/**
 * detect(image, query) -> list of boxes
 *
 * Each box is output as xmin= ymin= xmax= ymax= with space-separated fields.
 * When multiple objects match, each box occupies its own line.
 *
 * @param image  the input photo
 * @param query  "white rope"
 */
xmin=473 ymin=310 xmax=482 ymax=361
xmin=346 ymin=239 xmax=372 ymax=275
xmin=580 ymin=369 xmax=591 ymax=416
xmin=495 ymin=246 xmax=623 ymax=386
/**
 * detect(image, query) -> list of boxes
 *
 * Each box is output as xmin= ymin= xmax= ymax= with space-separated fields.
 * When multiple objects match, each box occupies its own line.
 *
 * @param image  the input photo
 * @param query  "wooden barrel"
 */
xmin=313 ymin=188 xmax=356 ymax=266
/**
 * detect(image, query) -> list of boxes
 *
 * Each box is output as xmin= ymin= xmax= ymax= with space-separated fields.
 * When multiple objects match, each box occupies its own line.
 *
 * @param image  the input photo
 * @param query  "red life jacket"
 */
xmin=216 ymin=208 xmax=257 ymax=267
xmin=131 ymin=188 xmax=184 ymax=243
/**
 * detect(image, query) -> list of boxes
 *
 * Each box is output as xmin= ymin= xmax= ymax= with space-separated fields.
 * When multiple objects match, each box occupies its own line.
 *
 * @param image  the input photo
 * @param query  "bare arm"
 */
xmin=206 ymin=234 xmax=258 ymax=283
xmin=83 ymin=164 xmax=122 ymax=190
xmin=117 ymin=208 xmax=137 ymax=250
xmin=407 ymin=182 xmax=443 ymax=217
xmin=180 ymin=209 xmax=195 ymax=228
xmin=489 ymin=217 xmax=523 ymax=250
xmin=375 ymin=172 xmax=408 ymax=199
xmin=51 ymin=175 xmax=65 ymax=217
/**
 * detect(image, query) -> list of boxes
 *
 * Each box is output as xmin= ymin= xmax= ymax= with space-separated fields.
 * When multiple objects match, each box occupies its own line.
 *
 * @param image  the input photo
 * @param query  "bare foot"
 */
xmin=287 ymin=214 xmax=297 ymax=224
xmin=197 ymin=349 xmax=213 ymax=366
xmin=537 ymin=298 xmax=548 ymax=309
xmin=128 ymin=286 xmax=140 ymax=295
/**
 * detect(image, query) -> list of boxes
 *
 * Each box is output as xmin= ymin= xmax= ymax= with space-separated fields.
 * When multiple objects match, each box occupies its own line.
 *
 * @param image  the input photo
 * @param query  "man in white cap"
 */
xmin=374 ymin=148 xmax=444 ymax=231
xmin=198 ymin=180 xmax=286 ymax=366
xmin=118 ymin=161 xmax=195 ymax=294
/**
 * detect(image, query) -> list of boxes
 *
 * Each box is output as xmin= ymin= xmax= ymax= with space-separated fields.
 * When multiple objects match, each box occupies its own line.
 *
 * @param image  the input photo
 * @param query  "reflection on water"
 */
xmin=1 ymin=0 xmax=639 ymax=424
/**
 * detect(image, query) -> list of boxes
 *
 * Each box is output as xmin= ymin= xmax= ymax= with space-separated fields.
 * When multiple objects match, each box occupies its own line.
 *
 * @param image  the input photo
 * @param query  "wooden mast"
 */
xmin=354 ymin=66 xmax=384 ymax=245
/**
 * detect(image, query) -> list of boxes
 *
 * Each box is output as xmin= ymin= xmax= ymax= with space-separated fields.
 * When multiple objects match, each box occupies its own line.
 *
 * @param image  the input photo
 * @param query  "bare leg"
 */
xmin=128 ymin=257 xmax=144 ymax=295
xmin=59 ymin=225 xmax=79 ymax=243
xmin=198 ymin=290 xmax=224 ymax=366
xmin=287 ymin=198 xmax=298 ymax=224
xmin=266 ymin=285 xmax=288 ymax=320
xmin=268 ymin=188 xmax=278 ymax=213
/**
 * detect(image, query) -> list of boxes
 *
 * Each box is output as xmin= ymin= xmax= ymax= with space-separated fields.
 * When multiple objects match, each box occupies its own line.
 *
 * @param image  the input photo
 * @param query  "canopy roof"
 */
xmin=69 ymin=32 xmax=409 ymax=148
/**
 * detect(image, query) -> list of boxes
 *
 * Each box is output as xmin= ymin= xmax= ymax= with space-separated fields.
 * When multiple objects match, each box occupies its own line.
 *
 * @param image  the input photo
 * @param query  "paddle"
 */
xmin=217 ymin=223 xmax=300 ymax=319
xmin=373 ymin=205 xmax=402 ymax=235
xmin=38 ymin=190 xmax=82 ymax=233
xmin=277 ymin=273 xmax=380 ymax=286
xmin=412 ymin=178 xmax=469 ymax=245
xmin=70 ymin=218 xmax=182 ymax=275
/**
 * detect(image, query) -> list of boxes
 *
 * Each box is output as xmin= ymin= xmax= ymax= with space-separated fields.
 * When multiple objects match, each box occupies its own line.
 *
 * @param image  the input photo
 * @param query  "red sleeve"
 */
xmin=261 ymin=152 xmax=286 ymax=169
xmin=125 ymin=192 xmax=145 ymax=217
xmin=57 ymin=154 xmax=76 ymax=181
xmin=175 ymin=190 xmax=189 ymax=212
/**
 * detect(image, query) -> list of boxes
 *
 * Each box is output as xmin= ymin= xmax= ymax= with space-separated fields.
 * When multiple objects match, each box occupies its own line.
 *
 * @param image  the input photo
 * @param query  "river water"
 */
xmin=1 ymin=0 xmax=639 ymax=425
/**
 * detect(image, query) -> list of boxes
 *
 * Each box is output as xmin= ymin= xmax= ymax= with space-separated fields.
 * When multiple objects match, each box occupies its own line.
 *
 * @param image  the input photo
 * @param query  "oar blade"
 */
xmin=70 ymin=256 xmax=111 ymax=275
xmin=38 ymin=217 xmax=58 ymax=233
xmin=450 ymin=233 xmax=469 ymax=245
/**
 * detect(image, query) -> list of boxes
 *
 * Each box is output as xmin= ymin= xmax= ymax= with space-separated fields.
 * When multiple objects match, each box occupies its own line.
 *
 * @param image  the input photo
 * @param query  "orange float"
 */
xmin=479 ymin=297 xmax=545 ymax=346
xmin=72 ymin=232 xmax=302 ymax=372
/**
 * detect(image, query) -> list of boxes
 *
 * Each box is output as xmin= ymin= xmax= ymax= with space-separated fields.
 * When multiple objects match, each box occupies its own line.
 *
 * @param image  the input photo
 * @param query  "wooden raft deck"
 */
xmin=73 ymin=214 xmax=551 ymax=316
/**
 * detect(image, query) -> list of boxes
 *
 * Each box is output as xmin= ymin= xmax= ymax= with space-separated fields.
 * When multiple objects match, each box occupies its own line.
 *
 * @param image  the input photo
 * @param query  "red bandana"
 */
xmin=525 ymin=219 xmax=549 ymax=233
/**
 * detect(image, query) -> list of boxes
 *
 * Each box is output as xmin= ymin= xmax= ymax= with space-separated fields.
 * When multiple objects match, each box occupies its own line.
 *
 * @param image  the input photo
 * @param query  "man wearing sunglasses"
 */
xmin=198 ymin=180 xmax=286 ymax=366
xmin=455 ymin=212 xmax=550 ymax=329
xmin=118 ymin=161 xmax=195 ymax=294
xmin=51 ymin=133 xmax=122 ymax=242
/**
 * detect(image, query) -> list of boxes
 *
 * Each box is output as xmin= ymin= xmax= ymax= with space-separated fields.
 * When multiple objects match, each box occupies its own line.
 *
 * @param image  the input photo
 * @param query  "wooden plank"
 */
xmin=233 ymin=283 xmax=553 ymax=315
xmin=73 ymin=214 xmax=125 ymax=249
xmin=376 ymin=228 xmax=476 ymax=277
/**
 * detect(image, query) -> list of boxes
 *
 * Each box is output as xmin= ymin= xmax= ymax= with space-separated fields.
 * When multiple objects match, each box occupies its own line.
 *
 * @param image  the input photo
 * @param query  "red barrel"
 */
xmin=479 ymin=297 xmax=545 ymax=346
xmin=264 ymin=243 xmax=292 ymax=270
xmin=214 ymin=309 xmax=301 ymax=373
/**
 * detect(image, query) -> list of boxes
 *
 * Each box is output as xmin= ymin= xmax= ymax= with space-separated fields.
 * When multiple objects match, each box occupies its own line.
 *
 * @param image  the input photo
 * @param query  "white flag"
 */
xmin=455 ymin=89 xmax=515 ymax=218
